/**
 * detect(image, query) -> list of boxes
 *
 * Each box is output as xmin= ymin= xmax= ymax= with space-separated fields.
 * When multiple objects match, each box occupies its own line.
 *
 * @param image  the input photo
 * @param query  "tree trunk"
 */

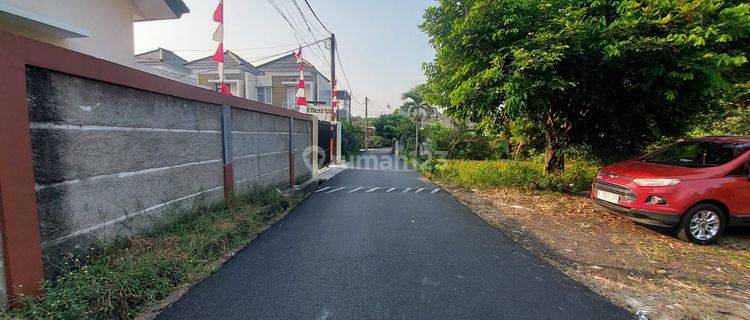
xmin=544 ymin=144 xmax=565 ymax=174
xmin=514 ymin=140 xmax=525 ymax=161
xmin=543 ymin=121 xmax=565 ymax=174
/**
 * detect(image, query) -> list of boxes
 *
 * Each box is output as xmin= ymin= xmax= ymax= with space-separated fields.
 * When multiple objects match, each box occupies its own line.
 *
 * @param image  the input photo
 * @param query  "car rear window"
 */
xmin=642 ymin=141 xmax=750 ymax=168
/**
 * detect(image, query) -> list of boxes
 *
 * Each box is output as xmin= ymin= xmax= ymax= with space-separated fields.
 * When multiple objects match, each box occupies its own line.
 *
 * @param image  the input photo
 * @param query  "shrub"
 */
xmin=447 ymin=135 xmax=496 ymax=160
xmin=369 ymin=135 xmax=390 ymax=148
xmin=423 ymin=122 xmax=455 ymax=153
xmin=423 ymin=159 xmax=598 ymax=193
xmin=342 ymin=122 xmax=363 ymax=157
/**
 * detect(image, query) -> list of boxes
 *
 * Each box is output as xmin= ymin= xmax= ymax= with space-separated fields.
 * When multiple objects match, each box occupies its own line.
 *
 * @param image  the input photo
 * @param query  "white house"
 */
xmin=255 ymin=53 xmax=332 ymax=110
xmin=183 ymin=50 xmax=265 ymax=98
xmin=135 ymin=47 xmax=197 ymax=84
xmin=0 ymin=0 xmax=189 ymax=67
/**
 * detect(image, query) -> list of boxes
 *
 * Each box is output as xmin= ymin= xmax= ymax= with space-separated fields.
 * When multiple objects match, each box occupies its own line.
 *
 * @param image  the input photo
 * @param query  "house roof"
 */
xmin=164 ymin=0 xmax=190 ymax=18
xmin=136 ymin=48 xmax=187 ymax=66
xmin=132 ymin=0 xmax=190 ymax=21
xmin=135 ymin=48 xmax=190 ymax=73
xmin=184 ymin=50 xmax=264 ymax=76
xmin=255 ymin=53 xmax=331 ymax=82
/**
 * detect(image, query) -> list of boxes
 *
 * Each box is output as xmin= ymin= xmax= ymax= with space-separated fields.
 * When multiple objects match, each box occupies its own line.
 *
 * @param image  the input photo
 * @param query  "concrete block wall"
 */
xmin=25 ymin=67 xmax=313 ymax=276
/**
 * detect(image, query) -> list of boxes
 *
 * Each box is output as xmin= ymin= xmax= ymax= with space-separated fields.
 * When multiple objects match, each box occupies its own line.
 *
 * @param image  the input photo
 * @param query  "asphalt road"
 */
xmin=157 ymin=149 xmax=632 ymax=320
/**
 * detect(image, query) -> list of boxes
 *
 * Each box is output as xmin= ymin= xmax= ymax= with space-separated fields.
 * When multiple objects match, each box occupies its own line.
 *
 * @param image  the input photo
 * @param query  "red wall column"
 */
xmin=0 ymin=32 xmax=45 ymax=299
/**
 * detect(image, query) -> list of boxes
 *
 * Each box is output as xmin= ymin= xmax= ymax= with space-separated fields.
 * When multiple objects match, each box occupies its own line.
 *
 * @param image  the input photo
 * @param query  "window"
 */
xmin=256 ymin=87 xmax=272 ymax=104
xmin=642 ymin=141 xmax=750 ymax=168
xmin=215 ymin=83 xmax=232 ymax=93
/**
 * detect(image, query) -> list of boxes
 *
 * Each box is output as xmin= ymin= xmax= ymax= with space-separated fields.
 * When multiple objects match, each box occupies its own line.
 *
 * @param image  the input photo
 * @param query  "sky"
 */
xmin=134 ymin=0 xmax=436 ymax=117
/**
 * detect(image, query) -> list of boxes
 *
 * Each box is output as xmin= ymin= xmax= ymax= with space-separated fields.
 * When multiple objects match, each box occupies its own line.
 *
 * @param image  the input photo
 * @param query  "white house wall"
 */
xmin=245 ymin=73 xmax=258 ymax=101
xmin=0 ymin=0 xmax=138 ymax=67
xmin=317 ymin=73 xmax=332 ymax=105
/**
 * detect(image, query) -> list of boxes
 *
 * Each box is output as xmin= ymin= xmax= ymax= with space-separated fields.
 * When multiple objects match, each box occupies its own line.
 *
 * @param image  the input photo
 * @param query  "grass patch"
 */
xmin=2 ymin=186 xmax=306 ymax=320
xmin=420 ymin=159 xmax=598 ymax=193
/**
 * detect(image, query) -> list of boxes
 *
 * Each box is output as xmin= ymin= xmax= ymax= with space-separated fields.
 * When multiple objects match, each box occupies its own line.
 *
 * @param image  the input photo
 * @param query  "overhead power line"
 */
xmin=335 ymin=45 xmax=358 ymax=101
xmin=303 ymin=0 xmax=333 ymax=34
xmin=291 ymin=0 xmax=330 ymax=69
xmin=267 ymin=0 xmax=303 ymax=45
xmin=247 ymin=38 xmax=329 ymax=63
xmin=136 ymin=42 xmax=308 ymax=53
xmin=267 ymin=0 xmax=330 ymax=69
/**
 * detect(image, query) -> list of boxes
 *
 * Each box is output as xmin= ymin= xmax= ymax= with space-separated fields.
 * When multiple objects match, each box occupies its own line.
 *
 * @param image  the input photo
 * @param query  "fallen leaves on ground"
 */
xmin=445 ymin=186 xmax=750 ymax=320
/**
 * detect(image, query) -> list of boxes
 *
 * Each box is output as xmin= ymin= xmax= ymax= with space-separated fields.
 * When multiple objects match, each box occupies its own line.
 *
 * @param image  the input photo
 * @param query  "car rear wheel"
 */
xmin=677 ymin=204 xmax=726 ymax=245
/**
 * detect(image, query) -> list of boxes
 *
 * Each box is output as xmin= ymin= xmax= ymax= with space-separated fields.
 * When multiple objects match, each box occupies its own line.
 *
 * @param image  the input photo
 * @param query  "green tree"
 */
xmin=373 ymin=113 xmax=422 ymax=152
xmin=694 ymin=81 xmax=750 ymax=135
xmin=421 ymin=0 xmax=750 ymax=173
xmin=341 ymin=122 xmax=364 ymax=157
xmin=423 ymin=122 xmax=457 ymax=152
xmin=373 ymin=113 xmax=414 ymax=141
xmin=400 ymin=86 xmax=437 ymax=118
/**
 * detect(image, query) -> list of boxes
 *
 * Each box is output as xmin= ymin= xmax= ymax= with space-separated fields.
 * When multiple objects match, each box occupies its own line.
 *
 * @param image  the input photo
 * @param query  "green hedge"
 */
xmin=420 ymin=159 xmax=598 ymax=193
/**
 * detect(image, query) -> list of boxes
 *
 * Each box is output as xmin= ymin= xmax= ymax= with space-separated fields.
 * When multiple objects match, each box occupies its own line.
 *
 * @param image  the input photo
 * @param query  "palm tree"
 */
xmin=399 ymin=86 xmax=435 ymax=118
xmin=399 ymin=86 xmax=438 ymax=158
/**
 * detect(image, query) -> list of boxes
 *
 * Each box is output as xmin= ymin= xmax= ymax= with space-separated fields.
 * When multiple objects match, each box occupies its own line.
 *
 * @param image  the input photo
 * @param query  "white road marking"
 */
xmin=386 ymin=188 xmax=396 ymax=192
xmin=415 ymin=188 xmax=426 ymax=193
xmin=326 ymin=187 xmax=346 ymax=194
xmin=402 ymin=188 xmax=412 ymax=193
xmin=431 ymin=188 xmax=441 ymax=194
xmin=348 ymin=168 xmax=413 ymax=172
xmin=315 ymin=187 xmax=330 ymax=193
xmin=349 ymin=187 xmax=364 ymax=193
xmin=366 ymin=187 xmax=380 ymax=193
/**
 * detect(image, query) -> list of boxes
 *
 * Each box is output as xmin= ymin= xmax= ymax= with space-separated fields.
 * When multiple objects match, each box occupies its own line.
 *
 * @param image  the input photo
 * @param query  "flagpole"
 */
xmin=295 ymin=47 xmax=307 ymax=112
xmin=212 ymin=0 xmax=230 ymax=95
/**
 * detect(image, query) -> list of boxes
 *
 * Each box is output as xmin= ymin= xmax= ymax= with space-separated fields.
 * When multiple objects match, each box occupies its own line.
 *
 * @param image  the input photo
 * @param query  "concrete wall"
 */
xmin=231 ymin=110 xmax=312 ymax=192
xmin=25 ymin=66 xmax=312 ymax=276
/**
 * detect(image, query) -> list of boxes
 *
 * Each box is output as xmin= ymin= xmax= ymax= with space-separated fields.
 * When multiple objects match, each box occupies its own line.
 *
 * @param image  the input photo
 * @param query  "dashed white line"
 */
xmin=431 ymin=188 xmax=441 ymax=194
xmin=415 ymin=188 xmax=426 ymax=193
xmin=366 ymin=187 xmax=380 ymax=193
xmin=349 ymin=187 xmax=363 ymax=193
xmin=315 ymin=187 xmax=330 ymax=193
xmin=326 ymin=187 xmax=345 ymax=194
xmin=402 ymin=188 xmax=412 ymax=193
xmin=386 ymin=188 xmax=396 ymax=193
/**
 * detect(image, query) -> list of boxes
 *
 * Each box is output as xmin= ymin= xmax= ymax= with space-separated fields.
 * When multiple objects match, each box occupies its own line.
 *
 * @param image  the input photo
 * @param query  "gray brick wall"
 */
xmin=25 ymin=67 xmax=312 ymax=276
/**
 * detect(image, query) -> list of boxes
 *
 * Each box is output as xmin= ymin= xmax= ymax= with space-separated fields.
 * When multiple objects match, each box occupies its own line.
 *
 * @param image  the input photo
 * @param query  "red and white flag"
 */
xmin=212 ymin=0 xmax=230 ymax=96
xmin=213 ymin=1 xmax=224 ymax=23
xmin=294 ymin=48 xmax=307 ymax=112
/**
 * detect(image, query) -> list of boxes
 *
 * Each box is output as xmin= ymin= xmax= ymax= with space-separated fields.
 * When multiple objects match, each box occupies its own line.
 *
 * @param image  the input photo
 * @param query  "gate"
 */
xmin=318 ymin=120 xmax=332 ymax=167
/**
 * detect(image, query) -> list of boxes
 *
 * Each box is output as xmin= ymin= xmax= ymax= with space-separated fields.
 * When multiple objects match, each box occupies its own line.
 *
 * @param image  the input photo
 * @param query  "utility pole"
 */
xmin=348 ymin=98 xmax=352 ymax=124
xmin=364 ymin=97 xmax=369 ymax=150
xmin=329 ymin=34 xmax=337 ymax=122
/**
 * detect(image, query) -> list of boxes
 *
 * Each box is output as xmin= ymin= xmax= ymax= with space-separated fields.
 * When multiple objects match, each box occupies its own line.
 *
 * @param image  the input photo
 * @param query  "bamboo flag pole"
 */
xmin=294 ymin=47 xmax=307 ymax=112
xmin=212 ymin=0 xmax=231 ymax=95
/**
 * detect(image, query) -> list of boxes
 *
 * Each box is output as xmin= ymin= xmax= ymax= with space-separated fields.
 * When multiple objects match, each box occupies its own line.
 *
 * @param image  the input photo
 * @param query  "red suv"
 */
xmin=591 ymin=136 xmax=750 ymax=244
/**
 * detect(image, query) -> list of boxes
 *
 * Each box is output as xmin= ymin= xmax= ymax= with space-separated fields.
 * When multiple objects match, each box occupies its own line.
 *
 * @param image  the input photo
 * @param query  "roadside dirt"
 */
xmin=444 ymin=186 xmax=750 ymax=320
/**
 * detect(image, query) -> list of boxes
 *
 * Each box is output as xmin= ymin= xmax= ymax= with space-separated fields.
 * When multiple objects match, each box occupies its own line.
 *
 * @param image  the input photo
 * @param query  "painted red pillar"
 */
xmin=0 ymin=32 xmax=45 ymax=299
